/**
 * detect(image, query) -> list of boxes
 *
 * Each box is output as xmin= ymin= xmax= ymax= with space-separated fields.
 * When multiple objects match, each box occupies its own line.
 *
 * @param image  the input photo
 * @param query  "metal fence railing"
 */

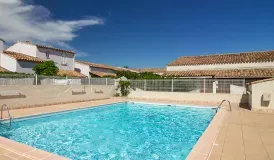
xmin=130 ymin=79 xmax=246 ymax=94
xmin=0 ymin=74 xmax=115 ymax=86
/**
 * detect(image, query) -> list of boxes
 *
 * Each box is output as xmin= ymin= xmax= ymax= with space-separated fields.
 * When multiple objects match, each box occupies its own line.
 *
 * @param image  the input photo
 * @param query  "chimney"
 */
xmin=0 ymin=38 xmax=4 ymax=53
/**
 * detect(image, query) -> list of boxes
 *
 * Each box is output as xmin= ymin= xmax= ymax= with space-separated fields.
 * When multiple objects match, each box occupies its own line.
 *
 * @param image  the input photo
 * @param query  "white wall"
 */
xmin=75 ymin=62 xmax=90 ymax=77
xmin=250 ymin=80 xmax=274 ymax=110
xmin=6 ymin=42 xmax=37 ymax=57
xmin=0 ymin=40 xmax=4 ymax=67
xmin=0 ymin=54 xmax=17 ymax=72
xmin=129 ymin=90 xmax=248 ymax=105
xmin=16 ymin=61 xmax=38 ymax=74
xmin=37 ymin=47 xmax=75 ymax=70
xmin=167 ymin=62 xmax=274 ymax=71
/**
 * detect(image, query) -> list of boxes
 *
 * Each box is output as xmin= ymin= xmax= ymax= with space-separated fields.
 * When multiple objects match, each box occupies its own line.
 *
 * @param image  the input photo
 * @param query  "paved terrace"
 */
xmin=0 ymin=98 xmax=274 ymax=160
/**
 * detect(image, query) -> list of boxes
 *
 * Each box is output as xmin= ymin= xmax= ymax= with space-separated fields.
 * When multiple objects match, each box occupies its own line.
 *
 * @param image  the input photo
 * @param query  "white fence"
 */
xmin=0 ymin=74 xmax=115 ymax=86
xmin=130 ymin=79 xmax=246 ymax=94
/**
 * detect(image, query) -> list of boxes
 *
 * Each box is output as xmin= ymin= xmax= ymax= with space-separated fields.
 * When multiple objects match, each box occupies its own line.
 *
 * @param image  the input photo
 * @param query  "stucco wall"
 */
xmin=75 ymin=62 xmax=90 ymax=77
xmin=6 ymin=42 xmax=37 ymax=57
xmin=128 ymin=90 xmax=248 ymax=105
xmin=0 ymin=85 xmax=115 ymax=109
xmin=250 ymin=80 xmax=274 ymax=110
xmin=16 ymin=61 xmax=38 ymax=74
xmin=0 ymin=53 xmax=17 ymax=72
xmin=37 ymin=48 xmax=75 ymax=70
xmin=167 ymin=62 xmax=274 ymax=71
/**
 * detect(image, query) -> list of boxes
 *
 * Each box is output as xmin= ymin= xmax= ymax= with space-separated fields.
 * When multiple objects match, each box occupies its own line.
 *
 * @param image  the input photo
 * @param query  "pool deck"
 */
xmin=0 ymin=98 xmax=274 ymax=160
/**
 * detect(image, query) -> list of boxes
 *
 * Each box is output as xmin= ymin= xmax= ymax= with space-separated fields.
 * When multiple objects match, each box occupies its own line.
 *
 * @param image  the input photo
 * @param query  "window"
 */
xmin=46 ymin=51 xmax=50 ymax=59
xmin=61 ymin=53 xmax=67 ymax=65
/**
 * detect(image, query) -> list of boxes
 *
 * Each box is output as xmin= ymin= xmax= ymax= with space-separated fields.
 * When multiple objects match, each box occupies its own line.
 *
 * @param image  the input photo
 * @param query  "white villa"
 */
xmin=0 ymin=40 xmax=84 ymax=77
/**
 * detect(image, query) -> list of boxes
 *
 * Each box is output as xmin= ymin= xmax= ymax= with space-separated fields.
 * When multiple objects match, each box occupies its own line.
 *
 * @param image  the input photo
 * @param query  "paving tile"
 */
xmin=264 ymin=144 xmax=274 ymax=160
xmin=6 ymin=152 xmax=33 ymax=160
xmin=0 ymin=155 xmax=16 ymax=160
xmin=208 ymin=145 xmax=223 ymax=160
xmin=245 ymin=144 xmax=270 ymax=160
xmin=259 ymin=131 xmax=274 ymax=145
xmin=0 ymin=147 xmax=11 ymax=155
xmin=187 ymin=151 xmax=207 ymax=160
xmin=221 ymin=144 xmax=245 ymax=160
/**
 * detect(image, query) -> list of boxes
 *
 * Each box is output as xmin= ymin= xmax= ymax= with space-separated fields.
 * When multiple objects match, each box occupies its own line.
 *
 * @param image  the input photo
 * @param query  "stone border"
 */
xmin=186 ymin=109 xmax=228 ymax=160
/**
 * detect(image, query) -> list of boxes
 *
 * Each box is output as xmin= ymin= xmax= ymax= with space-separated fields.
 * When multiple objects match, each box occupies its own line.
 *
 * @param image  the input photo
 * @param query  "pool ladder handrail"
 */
xmin=1 ymin=104 xmax=12 ymax=126
xmin=216 ymin=100 xmax=232 ymax=113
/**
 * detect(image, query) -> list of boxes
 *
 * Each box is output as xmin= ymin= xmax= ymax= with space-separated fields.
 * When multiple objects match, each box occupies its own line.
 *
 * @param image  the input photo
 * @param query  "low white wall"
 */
xmin=0 ymin=85 xmax=115 ymax=109
xmin=129 ymin=90 xmax=247 ymax=105
xmin=250 ymin=80 xmax=274 ymax=110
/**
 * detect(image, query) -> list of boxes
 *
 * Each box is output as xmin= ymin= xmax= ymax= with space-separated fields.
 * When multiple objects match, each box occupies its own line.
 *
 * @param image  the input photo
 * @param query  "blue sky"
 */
xmin=1 ymin=0 xmax=274 ymax=68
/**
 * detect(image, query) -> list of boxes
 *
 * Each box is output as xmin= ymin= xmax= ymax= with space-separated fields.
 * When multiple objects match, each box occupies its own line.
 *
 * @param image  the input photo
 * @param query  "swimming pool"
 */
xmin=0 ymin=102 xmax=215 ymax=160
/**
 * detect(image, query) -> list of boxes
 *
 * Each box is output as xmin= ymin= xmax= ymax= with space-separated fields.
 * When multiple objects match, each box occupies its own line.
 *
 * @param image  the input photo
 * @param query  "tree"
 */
xmin=123 ymin=65 xmax=129 ymax=68
xmin=33 ymin=61 xmax=59 ymax=76
xmin=118 ymin=80 xmax=130 ymax=96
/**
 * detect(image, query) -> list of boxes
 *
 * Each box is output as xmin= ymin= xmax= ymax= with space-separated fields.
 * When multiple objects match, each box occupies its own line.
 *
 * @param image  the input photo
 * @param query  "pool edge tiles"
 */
xmin=186 ymin=108 xmax=228 ymax=160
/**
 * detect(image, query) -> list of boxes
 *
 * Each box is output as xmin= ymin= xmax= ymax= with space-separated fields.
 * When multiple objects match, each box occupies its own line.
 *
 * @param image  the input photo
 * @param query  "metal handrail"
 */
xmin=1 ymin=104 xmax=12 ymax=126
xmin=216 ymin=99 xmax=232 ymax=113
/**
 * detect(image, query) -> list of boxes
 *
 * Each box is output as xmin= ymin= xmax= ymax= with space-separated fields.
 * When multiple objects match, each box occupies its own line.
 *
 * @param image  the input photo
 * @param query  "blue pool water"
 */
xmin=0 ymin=102 xmax=215 ymax=160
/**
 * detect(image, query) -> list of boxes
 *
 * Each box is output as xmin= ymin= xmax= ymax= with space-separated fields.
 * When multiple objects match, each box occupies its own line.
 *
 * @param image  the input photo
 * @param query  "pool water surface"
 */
xmin=0 ymin=102 xmax=215 ymax=160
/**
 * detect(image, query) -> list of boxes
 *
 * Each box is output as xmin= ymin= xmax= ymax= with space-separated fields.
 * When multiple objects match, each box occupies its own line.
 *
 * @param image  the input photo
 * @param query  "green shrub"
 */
xmin=33 ymin=61 xmax=59 ymax=76
xmin=118 ymin=81 xmax=130 ymax=96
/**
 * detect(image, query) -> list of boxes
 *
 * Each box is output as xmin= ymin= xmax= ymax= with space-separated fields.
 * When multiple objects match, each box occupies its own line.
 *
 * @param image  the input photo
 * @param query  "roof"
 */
xmin=250 ymin=78 xmax=274 ymax=85
xmin=18 ymin=41 xmax=75 ymax=55
xmin=3 ymin=51 xmax=44 ymax=63
xmin=36 ymin=44 xmax=75 ymax=55
xmin=137 ymin=68 xmax=166 ymax=73
xmin=90 ymin=71 xmax=116 ymax=77
xmin=57 ymin=70 xmax=86 ymax=77
xmin=76 ymin=60 xmax=121 ymax=71
xmin=163 ymin=68 xmax=274 ymax=78
xmin=0 ymin=66 xmax=8 ymax=72
xmin=168 ymin=50 xmax=274 ymax=66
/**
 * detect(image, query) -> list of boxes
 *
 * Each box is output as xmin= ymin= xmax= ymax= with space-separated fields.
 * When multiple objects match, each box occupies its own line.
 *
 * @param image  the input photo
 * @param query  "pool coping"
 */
xmin=0 ymin=99 xmax=224 ymax=160
xmin=186 ymin=107 xmax=228 ymax=160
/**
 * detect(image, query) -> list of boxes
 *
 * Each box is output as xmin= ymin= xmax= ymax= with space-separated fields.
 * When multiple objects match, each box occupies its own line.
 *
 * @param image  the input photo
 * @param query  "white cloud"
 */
xmin=0 ymin=0 xmax=104 ymax=57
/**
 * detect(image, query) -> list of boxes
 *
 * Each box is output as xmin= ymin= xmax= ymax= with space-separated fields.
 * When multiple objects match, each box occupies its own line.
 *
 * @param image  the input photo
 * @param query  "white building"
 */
xmin=0 ymin=40 xmax=84 ymax=77
xmin=165 ymin=50 xmax=274 ymax=82
xmin=75 ymin=60 xmax=138 ymax=78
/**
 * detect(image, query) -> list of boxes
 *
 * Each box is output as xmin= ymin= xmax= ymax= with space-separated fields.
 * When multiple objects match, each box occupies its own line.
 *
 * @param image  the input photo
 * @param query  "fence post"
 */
xmin=88 ymin=77 xmax=91 ymax=85
xmin=106 ymin=78 xmax=108 ymax=85
xmin=35 ymin=74 xmax=38 ymax=85
xmin=203 ymin=78 xmax=205 ymax=93
xmin=144 ymin=80 xmax=147 ymax=91
xmin=171 ymin=79 xmax=174 ymax=92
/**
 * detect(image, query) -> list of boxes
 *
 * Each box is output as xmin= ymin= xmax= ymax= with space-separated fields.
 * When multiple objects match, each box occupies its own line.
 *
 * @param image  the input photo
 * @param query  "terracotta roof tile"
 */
xmin=168 ymin=50 xmax=274 ymax=66
xmin=163 ymin=68 xmax=274 ymax=78
xmin=90 ymin=71 xmax=116 ymax=77
xmin=3 ymin=51 xmax=44 ymax=63
xmin=36 ymin=44 xmax=75 ymax=55
xmin=0 ymin=66 xmax=8 ymax=72
xmin=138 ymin=68 xmax=166 ymax=73
xmin=76 ymin=60 xmax=122 ymax=71
xmin=57 ymin=70 xmax=86 ymax=77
